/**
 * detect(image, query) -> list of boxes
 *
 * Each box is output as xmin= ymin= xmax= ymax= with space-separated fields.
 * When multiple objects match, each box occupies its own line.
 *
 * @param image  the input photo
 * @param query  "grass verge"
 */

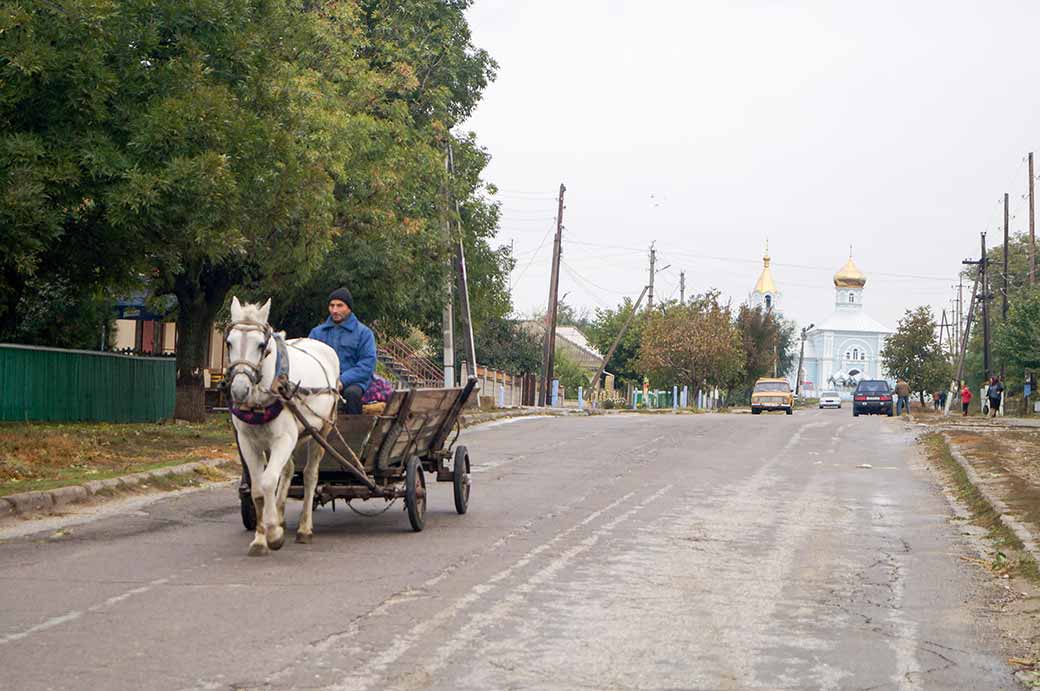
xmin=0 ymin=415 xmax=237 ymax=497
xmin=921 ymin=432 xmax=1040 ymax=584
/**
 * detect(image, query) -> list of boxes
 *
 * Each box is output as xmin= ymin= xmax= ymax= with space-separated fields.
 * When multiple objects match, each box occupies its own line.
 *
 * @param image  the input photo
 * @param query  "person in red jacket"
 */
xmin=960 ymin=383 xmax=972 ymax=416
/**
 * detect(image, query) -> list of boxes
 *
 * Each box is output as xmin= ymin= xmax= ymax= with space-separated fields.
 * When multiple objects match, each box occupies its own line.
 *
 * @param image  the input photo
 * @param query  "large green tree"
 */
xmin=270 ymin=1 xmax=505 ymax=352
xmin=993 ymin=286 xmax=1040 ymax=393
xmin=881 ymin=306 xmax=952 ymax=404
xmin=0 ymin=0 xmax=148 ymax=341
xmin=2 ymin=0 xmax=362 ymax=419
xmin=1 ymin=0 xmax=506 ymax=421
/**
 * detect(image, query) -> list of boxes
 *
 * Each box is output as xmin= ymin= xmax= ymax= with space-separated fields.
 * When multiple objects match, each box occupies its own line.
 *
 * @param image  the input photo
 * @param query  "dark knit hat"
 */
xmin=328 ymin=287 xmax=353 ymax=310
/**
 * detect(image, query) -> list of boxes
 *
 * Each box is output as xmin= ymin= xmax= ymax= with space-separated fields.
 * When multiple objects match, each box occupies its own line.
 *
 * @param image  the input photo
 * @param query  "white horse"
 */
xmin=225 ymin=297 xmax=340 ymax=556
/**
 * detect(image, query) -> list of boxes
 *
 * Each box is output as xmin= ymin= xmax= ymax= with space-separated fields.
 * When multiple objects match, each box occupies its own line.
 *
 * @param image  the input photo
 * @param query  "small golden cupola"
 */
xmin=754 ymin=245 xmax=777 ymax=294
xmin=833 ymin=251 xmax=866 ymax=289
xmin=751 ymin=241 xmax=780 ymax=311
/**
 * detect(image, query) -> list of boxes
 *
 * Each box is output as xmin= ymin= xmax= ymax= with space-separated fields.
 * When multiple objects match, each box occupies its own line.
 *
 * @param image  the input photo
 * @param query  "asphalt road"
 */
xmin=0 ymin=409 xmax=1020 ymax=690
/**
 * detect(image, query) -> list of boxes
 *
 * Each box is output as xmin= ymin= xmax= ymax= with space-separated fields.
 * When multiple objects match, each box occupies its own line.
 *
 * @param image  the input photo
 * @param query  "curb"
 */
xmin=0 ymin=409 xmax=573 ymax=521
xmin=0 ymin=458 xmax=236 ymax=521
xmin=941 ymin=432 xmax=1040 ymax=563
xmin=459 ymin=407 xmax=584 ymax=428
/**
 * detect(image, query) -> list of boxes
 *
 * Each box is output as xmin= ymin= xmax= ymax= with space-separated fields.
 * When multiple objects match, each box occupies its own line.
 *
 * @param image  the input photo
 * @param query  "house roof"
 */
xmin=555 ymin=326 xmax=603 ymax=359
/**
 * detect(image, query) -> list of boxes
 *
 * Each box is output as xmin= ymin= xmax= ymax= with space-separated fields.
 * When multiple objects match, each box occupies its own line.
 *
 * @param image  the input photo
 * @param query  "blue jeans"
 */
xmin=897 ymin=396 xmax=910 ymax=415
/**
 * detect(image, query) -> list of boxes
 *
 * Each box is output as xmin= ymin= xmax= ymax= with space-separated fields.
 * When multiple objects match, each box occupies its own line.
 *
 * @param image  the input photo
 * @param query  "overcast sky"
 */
xmin=463 ymin=1 xmax=1040 ymax=333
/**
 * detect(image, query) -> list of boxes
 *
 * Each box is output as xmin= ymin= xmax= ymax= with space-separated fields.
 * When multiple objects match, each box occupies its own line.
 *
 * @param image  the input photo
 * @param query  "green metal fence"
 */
xmin=0 ymin=344 xmax=175 ymax=422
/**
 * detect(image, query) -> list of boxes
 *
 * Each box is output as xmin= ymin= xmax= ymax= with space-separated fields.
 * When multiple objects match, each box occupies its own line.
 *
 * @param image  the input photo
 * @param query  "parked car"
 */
xmin=751 ymin=377 xmax=793 ymax=415
xmin=819 ymin=390 xmax=842 ymax=409
xmin=852 ymin=380 xmax=894 ymax=417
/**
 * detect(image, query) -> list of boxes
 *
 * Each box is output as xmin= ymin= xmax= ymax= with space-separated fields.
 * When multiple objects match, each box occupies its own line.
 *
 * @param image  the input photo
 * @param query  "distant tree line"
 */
xmin=582 ymin=295 xmax=795 ymax=402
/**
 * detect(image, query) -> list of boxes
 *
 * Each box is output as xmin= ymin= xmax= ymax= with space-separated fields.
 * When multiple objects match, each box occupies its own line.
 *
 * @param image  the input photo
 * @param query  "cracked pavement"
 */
xmin=0 ymin=410 xmax=1022 ymax=689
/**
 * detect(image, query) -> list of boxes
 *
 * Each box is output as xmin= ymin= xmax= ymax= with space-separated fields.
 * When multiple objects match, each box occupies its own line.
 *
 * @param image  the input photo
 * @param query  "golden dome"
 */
xmin=834 ymin=254 xmax=866 ymax=288
xmin=754 ymin=248 xmax=777 ymax=294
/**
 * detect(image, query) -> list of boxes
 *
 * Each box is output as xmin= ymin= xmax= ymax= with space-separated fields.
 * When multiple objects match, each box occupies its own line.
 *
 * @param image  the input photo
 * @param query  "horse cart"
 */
xmin=238 ymin=379 xmax=476 ymax=533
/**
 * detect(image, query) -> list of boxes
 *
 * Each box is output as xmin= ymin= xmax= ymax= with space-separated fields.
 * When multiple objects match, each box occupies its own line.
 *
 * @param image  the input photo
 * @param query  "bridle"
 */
xmin=226 ymin=319 xmax=274 ymax=392
xmin=225 ymin=315 xmax=340 ymax=426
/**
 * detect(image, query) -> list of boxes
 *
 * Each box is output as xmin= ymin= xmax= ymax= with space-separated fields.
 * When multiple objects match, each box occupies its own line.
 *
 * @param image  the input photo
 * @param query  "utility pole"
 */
xmin=1030 ymin=152 xmax=1036 ymax=286
xmin=981 ymin=232 xmax=991 ymax=381
xmin=540 ymin=183 xmax=565 ymax=405
xmin=588 ymin=285 xmax=649 ymax=399
xmin=938 ymin=309 xmax=948 ymax=354
xmin=679 ymin=270 xmax=685 ymax=305
xmin=1003 ymin=192 xmax=1010 ymax=323
xmin=794 ymin=323 xmax=814 ymax=396
xmin=447 ymin=143 xmax=477 ymax=385
xmin=647 ymin=243 xmax=656 ymax=311
xmin=957 ymin=275 xmax=963 ymax=351
xmin=440 ymin=153 xmax=456 ymax=388
xmin=947 ymin=270 xmax=981 ymax=415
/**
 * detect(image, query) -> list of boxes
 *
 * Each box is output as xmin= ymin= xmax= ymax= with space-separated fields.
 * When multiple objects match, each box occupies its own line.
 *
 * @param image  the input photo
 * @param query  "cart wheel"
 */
xmin=405 ymin=457 xmax=426 ymax=532
xmin=240 ymin=492 xmax=257 ymax=532
xmin=453 ymin=445 xmax=471 ymax=515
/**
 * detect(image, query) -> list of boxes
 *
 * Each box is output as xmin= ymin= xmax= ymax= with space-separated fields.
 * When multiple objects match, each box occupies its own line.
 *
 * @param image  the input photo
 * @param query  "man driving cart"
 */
xmin=309 ymin=287 xmax=376 ymax=415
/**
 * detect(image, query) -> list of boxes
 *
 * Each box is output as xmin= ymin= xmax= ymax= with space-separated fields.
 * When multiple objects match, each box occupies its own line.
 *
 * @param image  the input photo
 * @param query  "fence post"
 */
xmin=551 ymin=379 xmax=560 ymax=408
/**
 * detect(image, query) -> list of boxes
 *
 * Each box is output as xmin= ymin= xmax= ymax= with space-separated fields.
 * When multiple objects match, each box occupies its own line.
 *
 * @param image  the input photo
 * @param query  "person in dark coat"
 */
xmin=309 ymin=287 xmax=376 ymax=415
xmin=987 ymin=376 xmax=1004 ymax=418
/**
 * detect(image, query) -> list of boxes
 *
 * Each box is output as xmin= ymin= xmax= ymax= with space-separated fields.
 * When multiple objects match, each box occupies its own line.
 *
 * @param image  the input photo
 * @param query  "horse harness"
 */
xmin=225 ymin=319 xmax=338 ymax=425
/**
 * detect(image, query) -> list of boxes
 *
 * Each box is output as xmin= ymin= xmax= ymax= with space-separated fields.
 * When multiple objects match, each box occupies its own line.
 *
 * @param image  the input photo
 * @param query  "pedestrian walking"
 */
xmin=932 ymin=391 xmax=941 ymax=412
xmin=987 ymin=376 xmax=1004 ymax=418
xmin=960 ymin=383 xmax=972 ymax=416
xmin=939 ymin=389 xmax=948 ymax=412
xmin=895 ymin=378 xmax=911 ymax=417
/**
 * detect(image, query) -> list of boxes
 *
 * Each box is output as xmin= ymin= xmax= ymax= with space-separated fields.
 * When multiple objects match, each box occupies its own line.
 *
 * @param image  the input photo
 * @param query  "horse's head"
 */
xmin=226 ymin=296 xmax=273 ymax=405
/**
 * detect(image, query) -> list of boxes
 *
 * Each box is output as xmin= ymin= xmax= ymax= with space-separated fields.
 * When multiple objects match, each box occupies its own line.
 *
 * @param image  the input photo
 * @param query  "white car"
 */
xmin=819 ymin=391 xmax=842 ymax=409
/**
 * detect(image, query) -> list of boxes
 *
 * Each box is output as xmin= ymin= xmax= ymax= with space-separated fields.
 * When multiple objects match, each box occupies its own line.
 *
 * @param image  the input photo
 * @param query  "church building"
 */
xmin=748 ymin=249 xmax=893 ymax=397
xmin=799 ymin=255 xmax=892 ymax=397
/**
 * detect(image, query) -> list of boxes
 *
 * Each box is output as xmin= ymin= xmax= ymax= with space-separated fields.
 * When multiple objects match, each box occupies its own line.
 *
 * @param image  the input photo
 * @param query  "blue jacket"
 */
xmin=309 ymin=314 xmax=376 ymax=392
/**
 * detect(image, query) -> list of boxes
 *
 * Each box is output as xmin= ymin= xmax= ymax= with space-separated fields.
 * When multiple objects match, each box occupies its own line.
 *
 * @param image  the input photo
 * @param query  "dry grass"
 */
xmin=0 ymin=415 xmax=237 ymax=496
xmin=921 ymin=433 xmax=1040 ymax=583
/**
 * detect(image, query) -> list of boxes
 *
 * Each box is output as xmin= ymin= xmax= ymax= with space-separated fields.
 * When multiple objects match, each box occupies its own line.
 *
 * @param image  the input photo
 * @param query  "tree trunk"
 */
xmin=174 ymin=295 xmax=214 ymax=422
xmin=170 ymin=261 xmax=243 ymax=422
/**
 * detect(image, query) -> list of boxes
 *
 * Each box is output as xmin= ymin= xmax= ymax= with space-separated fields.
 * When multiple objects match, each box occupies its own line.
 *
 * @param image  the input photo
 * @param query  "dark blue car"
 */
xmin=852 ymin=380 xmax=894 ymax=417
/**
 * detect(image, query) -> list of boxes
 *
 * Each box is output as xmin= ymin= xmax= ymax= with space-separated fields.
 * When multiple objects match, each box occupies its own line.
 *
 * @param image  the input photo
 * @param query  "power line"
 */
xmin=564 ymin=238 xmax=955 ymax=282
xmin=560 ymin=258 xmax=633 ymax=296
xmin=559 ymin=261 xmax=611 ymax=308
xmin=512 ymin=222 xmax=556 ymax=284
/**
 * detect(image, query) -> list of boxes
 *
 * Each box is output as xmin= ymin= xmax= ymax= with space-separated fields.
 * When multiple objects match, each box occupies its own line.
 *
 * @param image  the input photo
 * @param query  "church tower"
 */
xmin=750 ymin=242 xmax=780 ymax=311
xmin=833 ymin=250 xmax=866 ymax=309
